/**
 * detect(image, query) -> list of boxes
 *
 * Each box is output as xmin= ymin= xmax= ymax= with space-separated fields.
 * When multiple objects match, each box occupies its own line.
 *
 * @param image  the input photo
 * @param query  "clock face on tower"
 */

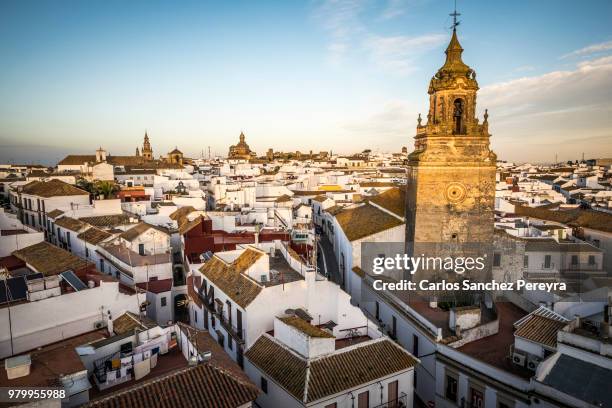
xmin=445 ymin=182 xmax=467 ymax=204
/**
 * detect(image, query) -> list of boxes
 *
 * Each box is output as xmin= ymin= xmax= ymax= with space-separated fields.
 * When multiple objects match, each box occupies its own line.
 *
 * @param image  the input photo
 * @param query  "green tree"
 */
xmin=94 ymin=180 xmax=119 ymax=199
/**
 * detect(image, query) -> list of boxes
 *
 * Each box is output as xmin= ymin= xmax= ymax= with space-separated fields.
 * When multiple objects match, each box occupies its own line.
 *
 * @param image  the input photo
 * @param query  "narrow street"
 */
xmin=317 ymin=233 xmax=342 ymax=287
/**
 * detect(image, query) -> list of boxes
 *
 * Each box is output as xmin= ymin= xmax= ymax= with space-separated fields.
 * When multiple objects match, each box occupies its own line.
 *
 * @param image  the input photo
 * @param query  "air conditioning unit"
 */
xmin=512 ymin=352 xmax=526 ymax=367
xmin=93 ymin=321 xmax=105 ymax=329
xmin=527 ymin=355 xmax=542 ymax=371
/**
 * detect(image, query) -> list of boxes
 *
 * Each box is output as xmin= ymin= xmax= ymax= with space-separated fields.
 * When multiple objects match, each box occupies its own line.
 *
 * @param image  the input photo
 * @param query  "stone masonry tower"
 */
xmin=405 ymin=26 xmax=496 ymax=285
xmin=142 ymin=131 xmax=153 ymax=160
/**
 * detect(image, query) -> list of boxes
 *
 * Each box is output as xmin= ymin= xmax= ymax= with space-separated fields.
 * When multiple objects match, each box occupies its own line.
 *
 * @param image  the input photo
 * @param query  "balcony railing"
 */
xmin=373 ymin=393 xmax=408 ymax=408
xmin=561 ymin=263 xmax=603 ymax=273
xmin=201 ymin=298 xmax=246 ymax=343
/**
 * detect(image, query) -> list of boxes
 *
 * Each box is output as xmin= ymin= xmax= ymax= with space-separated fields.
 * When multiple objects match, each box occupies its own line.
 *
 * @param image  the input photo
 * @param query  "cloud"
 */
xmin=341 ymin=100 xmax=417 ymax=150
xmin=478 ymin=55 xmax=612 ymax=162
xmin=560 ymin=39 xmax=612 ymax=59
xmin=380 ymin=0 xmax=409 ymax=20
xmin=312 ymin=0 xmax=366 ymax=64
xmin=312 ymin=0 xmax=441 ymax=73
xmin=479 ymin=55 xmax=612 ymax=118
xmin=363 ymin=33 xmax=446 ymax=74
xmin=514 ymin=65 xmax=536 ymax=72
xmin=338 ymin=54 xmax=612 ymax=162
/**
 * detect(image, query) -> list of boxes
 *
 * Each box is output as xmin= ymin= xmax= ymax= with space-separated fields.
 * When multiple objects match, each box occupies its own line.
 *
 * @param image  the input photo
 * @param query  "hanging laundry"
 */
xmin=150 ymin=353 xmax=158 ymax=369
xmin=134 ymin=359 xmax=150 ymax=381
xmin=106 ymin=370 xmax=117 ymax=382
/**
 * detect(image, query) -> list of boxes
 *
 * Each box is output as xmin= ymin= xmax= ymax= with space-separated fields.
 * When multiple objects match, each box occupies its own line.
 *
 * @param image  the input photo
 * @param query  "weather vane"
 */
xmin=450 ymin=0 xmax=461 ymax=30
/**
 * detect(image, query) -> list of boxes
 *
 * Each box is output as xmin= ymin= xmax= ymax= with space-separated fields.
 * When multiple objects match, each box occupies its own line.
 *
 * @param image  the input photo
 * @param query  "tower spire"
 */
xmin=449 ymin=0 xmax=461 ymax=31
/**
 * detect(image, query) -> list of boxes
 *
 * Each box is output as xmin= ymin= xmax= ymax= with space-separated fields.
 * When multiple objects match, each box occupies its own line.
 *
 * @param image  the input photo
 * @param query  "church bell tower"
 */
xmin=405 ymin=23 xmax=496 ymax=284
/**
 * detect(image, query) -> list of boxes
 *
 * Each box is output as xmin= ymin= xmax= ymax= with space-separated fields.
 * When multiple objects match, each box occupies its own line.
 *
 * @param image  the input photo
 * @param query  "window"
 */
xmin=228 ymin=337 xmax=233 ymax=350
xmin=571 ymin=255 xmax=578 ymax=265
xmin=193 ymin=310 xmax=197 ymax=322
xmin=161 ymin=297 xmax=167 ymax=307
xmin=523 ymin=255 xmax=529 ymax=268
xmin=100 ymin=259 xmax=105 ymax=272
xmin=588 ymin=255 xmax=596 ymax=265
xmin=391 ymin=316 xmax=397 ymax=338
xmin=493 ymin=252 xmax=501 ymax=267
xmin=358 ymin=391 xmax=369 ymax=408
xmin=413 ymin=334 xmax=419 ymax=357
xmin=445 ymin=375 xmax=458 ymax=402
xmin=139 ymin=243 xmax=145 ymax=256
xmin=388 ymin=380 xmax=398 ymax=406
xmin=260 ymin=377 xmax=268 ymax=393
xmin=85 ymin=247 xmax=89 ymax=257
xmin=544 ymin=255 xmax=552 ymax=269
xmin=66 ymin=232 xmax=71 ymax=246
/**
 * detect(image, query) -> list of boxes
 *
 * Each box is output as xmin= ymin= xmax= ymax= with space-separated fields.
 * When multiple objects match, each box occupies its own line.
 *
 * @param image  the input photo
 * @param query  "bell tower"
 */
xmin=142 ymin=131 xmax=153 ymax=160
xmin=405 ymin=21 xmax=496 ymax=284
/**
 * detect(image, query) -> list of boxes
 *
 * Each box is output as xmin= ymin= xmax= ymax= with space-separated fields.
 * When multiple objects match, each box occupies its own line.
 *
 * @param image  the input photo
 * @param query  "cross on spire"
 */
xmin=450 ymin=0 xmax=461 ymax=31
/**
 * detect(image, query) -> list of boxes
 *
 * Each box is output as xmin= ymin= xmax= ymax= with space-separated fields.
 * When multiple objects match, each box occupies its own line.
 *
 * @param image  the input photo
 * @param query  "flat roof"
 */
xmin=457 ymin=302 xmax=532 ymax=379
xmin=0 ymin=330 xmax=107 ymax=388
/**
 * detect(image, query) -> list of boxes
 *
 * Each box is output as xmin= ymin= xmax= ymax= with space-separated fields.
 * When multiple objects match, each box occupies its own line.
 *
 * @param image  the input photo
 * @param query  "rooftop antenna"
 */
xmin=450 ymin=0 xmax=461 ymax=30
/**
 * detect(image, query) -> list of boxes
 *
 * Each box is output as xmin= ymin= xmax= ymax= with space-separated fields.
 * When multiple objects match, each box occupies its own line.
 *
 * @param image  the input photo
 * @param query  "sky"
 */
xmin=0 ymin=0 xmax=611 ymax=165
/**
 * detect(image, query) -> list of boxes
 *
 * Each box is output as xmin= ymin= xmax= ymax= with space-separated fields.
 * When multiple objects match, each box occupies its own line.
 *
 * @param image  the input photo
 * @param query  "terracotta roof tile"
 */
xmin=335 ymin=203 xmax=404 ymax=241
xmin=244 ymin=335 xmax=307 ymax=401
xmin=119 ymin=223 xmax=168 ymax=242
xmin=367 ymin=186 xmax=406 ymax=218
xmin=54 ymin=216 xmax=87 ymax=232
xmin=77 ymin=227 xmax=113 ymax=245
xmin=13 ymin=242 xmax=88 ymax=275
xmin=112 ymin=312 xmax=157 ymax=335
xmin=515 ymin=205 xmax=612 ymax=233
xmin=169 ymin=206 xmax=196 ymax=224
xmin=135 ymin=278 xmax=173 ymax=294
xmin=514 ymin=314 xmax=567 ymax=348
xmin=280 ymin=316 xmax=334 ymax=338
xmin=245 ymin=336 xmax=418 ymax=403
xmin=20 ymin=179 xmax=88 ymax=198
xmin=179 ymin=216 xmax=205 ymax=235
xmin=199 ymin=248 xmax=264 ymax=308
xmin=79 ymin=214 xmax=132 ymax=228
xmin=86 ymin=361 xmax=259 ymax=408
xmin=46 ymin=209 xmax=65 ymax=218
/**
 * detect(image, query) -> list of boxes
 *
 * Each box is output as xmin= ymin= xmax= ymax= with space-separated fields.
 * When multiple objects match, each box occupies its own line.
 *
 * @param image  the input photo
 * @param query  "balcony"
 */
xmin=523 ymin=270 xmax=560 ymax=280
xmin=201 ymin=297 xmax=246 ymax=343
xmin=561 ymin=263 xmax=604 ymax=274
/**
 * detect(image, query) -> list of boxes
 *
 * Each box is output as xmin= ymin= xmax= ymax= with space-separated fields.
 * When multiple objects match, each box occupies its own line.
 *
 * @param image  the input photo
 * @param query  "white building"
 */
xmin=245 ymin=317 xmax=417 ymax=408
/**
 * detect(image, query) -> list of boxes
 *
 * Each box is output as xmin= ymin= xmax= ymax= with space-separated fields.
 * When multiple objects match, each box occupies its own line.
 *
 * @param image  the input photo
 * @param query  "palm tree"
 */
xmin=94 ymin=180 xmax=119 ymax=199
xmin=76 ymin=178 xmax=95 ymax=194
